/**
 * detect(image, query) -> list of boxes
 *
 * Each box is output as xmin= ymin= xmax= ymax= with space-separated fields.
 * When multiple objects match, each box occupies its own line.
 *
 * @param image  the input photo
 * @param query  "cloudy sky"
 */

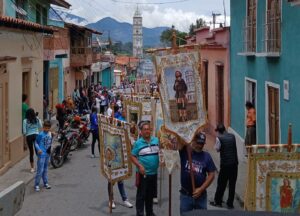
xmin=59 ymin=0 xmax=230 ymax=32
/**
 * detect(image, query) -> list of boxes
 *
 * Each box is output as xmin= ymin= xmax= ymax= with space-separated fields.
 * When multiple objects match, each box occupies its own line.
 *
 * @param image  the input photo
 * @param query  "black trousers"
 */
xmin=26 ymin=134 xmax=37 ymax=163
xmin=136 ymin=173 xmax=156 ymax=216
xmin=214 ymin=164 xmax=238 ymax=207
xmin=91 ymin=130 xmax=100 ymax=155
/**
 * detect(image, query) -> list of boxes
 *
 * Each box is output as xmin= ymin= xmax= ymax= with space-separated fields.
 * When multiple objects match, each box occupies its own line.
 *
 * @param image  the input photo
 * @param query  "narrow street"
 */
xmin=16 ymin=135 xmax=242 ymax=216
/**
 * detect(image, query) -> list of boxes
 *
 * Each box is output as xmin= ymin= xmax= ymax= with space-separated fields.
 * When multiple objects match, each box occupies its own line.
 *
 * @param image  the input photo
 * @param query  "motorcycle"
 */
xmin=50 ymin=129 xmax=79 ymax=168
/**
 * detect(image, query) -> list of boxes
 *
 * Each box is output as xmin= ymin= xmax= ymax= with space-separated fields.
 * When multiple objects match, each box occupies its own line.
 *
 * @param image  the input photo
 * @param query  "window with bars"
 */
xmin=265 ymin=0 xmax=281 ymax=53
xmin=244 ymin=0 xmax=257 ymax=53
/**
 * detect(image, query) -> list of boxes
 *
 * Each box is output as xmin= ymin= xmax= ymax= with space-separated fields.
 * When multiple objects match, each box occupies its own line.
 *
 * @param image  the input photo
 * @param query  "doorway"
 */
xmin=267 ymin=84 xmax=280 ymax=144
xmin=216 ymin=65 xmax=224 ymax=125
xmin=0 ymin=64 xmax=9 ymax=169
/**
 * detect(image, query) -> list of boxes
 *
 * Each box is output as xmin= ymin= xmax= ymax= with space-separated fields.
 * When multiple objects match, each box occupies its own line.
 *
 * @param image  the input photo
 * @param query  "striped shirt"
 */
xmin=131 ymin=136 xmax=159 ymax=175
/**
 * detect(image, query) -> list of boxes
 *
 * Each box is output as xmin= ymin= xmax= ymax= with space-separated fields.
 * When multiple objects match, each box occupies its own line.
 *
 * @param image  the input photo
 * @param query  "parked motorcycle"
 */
xmin=50 ymin=129 xmax=79 ymax=168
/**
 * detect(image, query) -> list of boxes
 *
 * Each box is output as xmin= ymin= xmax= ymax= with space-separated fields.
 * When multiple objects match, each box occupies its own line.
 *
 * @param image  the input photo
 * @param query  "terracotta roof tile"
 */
xmin=0 ymin=16 xmax=54 ymax=34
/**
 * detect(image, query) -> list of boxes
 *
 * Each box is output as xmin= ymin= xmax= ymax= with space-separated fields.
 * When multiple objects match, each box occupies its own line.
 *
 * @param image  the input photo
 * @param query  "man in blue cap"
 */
xmin=179 ymin=132 xmax=216 ymax=214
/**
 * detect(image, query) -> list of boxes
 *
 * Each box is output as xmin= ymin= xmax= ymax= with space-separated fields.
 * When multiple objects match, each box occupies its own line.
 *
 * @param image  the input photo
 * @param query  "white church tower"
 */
xmin=133 ymin=6 xmax=143 ymax=58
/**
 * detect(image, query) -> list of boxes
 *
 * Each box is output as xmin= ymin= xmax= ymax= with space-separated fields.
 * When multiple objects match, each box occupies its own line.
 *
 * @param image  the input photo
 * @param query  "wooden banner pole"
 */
xmin=159 ymin=166 xmax=163 ymax=207
xmin=169 ymin=173 xmax=172 ymax=216
xmin=187 ymin=145 xmax=196 ymax=192
xmin=109 ymin=165 xmax=113 ymax=214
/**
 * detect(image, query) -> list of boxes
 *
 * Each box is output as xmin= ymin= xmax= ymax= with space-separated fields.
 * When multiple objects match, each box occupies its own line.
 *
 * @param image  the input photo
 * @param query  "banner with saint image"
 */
xmin=98 ymin=115 xmax=132 ymax=184
xmin=155 ymin=51 xmax=207 ymax=143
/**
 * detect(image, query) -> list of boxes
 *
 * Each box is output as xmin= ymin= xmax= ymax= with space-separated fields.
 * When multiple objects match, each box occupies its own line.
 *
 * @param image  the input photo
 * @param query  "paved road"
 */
xmin=17 ymin=137 xmax=242 ymax=216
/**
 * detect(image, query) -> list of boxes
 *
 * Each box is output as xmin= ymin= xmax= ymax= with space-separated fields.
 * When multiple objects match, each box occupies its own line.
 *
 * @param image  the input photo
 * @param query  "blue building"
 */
xmin=230 ymin=0 xmax=300 ymax=157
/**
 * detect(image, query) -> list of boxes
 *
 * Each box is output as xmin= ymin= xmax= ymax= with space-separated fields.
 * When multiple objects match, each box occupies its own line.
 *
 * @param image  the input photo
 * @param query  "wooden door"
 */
xmin=203 ymin=61 xmax=208 ymax=111
xmin=216 ymin=65 xmax=224 ymax=124
xmin=268 ymin=86 xmax=279 ymax=144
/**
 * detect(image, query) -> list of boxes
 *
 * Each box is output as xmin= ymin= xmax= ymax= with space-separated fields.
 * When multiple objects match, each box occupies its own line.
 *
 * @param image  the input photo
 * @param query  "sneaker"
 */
xmin=123 ymin=199 xmax=133 ymax=208
xmin=209 ymin=201 xmax=222 ymax=208
xmin=30 ymin=168 xmax=35 ymax=173
xmin=109 ymin=201 xmax=116 ymax=209
xmin=153 ymin=197 xmax=158 ymax=204
xmin=91 ymin=154 xmax=95 ymax=158
xmin=34 ymin=186 xmax=40 ymax=192
xmin=44 ymin=184 xmax=51 ymax=189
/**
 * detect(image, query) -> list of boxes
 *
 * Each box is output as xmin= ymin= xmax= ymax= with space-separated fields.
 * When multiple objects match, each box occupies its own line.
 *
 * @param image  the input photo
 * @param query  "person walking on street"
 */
xmin=23 ymin=108 xmax=42 ymax=173
xmin=131 ymin=121 xmax=159 ymax=216
xmin=210 ymin=124 xmax=238 ymax=209
xmin=90 ymin=107 xmax=100 ymax=158
xmin=34 ymin=120 xmax=53 ymax=192
xmin=245 ymin=101 xmax=256 ymax=148
xmin=178 ymin=132 xmax=216 ymax=214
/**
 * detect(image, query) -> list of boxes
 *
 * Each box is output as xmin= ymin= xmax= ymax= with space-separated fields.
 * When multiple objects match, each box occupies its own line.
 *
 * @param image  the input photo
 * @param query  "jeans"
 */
xmin=108 ymin=181 xmax=127 ymax=201
xmin=35 ymin=155 xmax=50 ymax=187
xmin=180 ymin=192 xmax=207 ymax=215
xmin=136 ymin=173 xmax=157 ymax=216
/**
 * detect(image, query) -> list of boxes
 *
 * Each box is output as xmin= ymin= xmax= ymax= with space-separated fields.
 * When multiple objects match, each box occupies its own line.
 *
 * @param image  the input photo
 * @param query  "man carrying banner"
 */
xmin=131 ymin=121 xmax=159 ymax=216
xmin=179 ymin=132 xmax=216 ymax=214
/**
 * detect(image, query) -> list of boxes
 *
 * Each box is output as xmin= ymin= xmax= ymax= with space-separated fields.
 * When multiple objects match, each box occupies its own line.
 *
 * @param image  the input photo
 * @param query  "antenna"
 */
xmin=223 ymin=0 xmax=227 ymax=27
xmin=212 ymin=12 xmax=221 ymax=29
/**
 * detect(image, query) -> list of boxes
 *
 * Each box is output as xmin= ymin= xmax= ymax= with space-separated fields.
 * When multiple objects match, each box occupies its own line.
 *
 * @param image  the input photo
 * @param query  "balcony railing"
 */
xmin=264 ymin=10 xmax=281 ymax=54
xmin=70 ymin=47 xmax=92 ymax=67
xmin=44 ymin=35 xmax=69 ymax=50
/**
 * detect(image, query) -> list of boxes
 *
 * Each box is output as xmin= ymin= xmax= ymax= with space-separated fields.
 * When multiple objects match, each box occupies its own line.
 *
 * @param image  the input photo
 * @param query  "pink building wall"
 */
xmin=188 ymin=27 xmax=230 ymax=134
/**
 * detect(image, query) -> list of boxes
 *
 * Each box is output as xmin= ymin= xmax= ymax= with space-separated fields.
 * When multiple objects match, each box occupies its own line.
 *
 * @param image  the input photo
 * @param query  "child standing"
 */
xmin=34 ymin=120 xmax=53 ymax=192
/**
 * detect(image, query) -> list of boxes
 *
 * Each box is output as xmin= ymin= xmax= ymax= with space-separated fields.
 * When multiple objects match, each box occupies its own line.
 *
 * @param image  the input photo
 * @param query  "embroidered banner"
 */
xmin=98 ymin=115 xmax=132 ymax=184
xmin=155 ymin=51 xmax=207 ymax=143
xmin=245 ymin=148 xmax=300 ymax=213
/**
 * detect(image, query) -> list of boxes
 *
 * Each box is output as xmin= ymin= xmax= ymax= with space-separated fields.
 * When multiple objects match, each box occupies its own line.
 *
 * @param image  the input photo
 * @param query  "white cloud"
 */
xmin=65 ymin=0 xmax=230 ymax=31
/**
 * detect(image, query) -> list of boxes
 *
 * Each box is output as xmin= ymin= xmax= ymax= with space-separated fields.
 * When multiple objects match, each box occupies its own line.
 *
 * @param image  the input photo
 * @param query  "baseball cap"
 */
xmin=195 ymin=132 xmax=206 ymax=144
xmin=215 ymin=123 xmax=225 ymax=133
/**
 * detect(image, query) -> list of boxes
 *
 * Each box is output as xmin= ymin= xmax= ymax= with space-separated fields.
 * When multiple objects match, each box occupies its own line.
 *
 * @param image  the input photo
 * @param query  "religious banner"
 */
xmin=245 ymin=145 xmax=300 ymax=213
xmin=155 ymin=51 xmax=207 ymax=143
xmin=135 ymin=78 xmax=151 ymax=96
xmin=124 ymin=99 xmax=142 ymax=142
xmin=98 ymin=115 xmax=132 ymax=184
xmin=158 ymin=125 xmax=183 ymax=172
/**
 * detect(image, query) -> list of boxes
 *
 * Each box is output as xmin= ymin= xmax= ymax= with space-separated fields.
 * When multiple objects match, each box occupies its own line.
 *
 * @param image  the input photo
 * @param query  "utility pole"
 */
xmin=212 ymin=12 xmax=221 ymax=29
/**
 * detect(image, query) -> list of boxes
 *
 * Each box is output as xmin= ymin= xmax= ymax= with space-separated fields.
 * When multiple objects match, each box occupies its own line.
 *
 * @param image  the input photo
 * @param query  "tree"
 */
xmin=160 ymin=26 xmax=188 ymax=46
xmin=189 ymin=18 xmax=207 ymax=35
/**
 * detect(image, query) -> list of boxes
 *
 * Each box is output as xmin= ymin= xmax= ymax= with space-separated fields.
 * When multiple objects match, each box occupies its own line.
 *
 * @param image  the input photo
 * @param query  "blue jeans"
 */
xmin=35 ymin=155 xmax=50 ymax=187
xmin=108 ymin=181 xmax=127 ymax=201
xmin=180 ymin=192 xmax=207 ymax=215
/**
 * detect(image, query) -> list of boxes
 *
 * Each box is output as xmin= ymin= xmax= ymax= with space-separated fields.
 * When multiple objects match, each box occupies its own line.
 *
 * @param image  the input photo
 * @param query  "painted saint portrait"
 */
xmin=164 ymin=66 xmax=198 ymax=122
xmin=103 ymin=132 xmax=124 ymax=169
xmin=268 ymin=174 xmax=300 ymax=213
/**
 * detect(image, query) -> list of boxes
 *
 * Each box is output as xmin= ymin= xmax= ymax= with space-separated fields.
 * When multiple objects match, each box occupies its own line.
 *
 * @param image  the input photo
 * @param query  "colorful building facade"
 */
xmin=230 ymin=0 xmax=300 ymax=158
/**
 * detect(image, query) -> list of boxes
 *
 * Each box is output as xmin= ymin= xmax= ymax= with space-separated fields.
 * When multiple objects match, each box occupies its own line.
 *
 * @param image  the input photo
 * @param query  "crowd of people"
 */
xmin=21 ymin=80 xmax=249 ymax=216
